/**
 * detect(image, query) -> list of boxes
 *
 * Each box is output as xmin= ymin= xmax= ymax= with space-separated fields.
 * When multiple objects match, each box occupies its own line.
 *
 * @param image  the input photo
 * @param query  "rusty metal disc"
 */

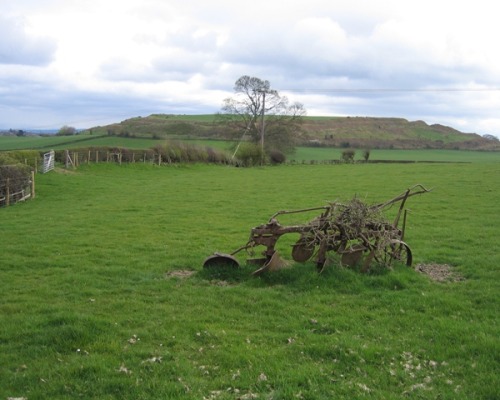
xmin=202 ymin=253 xmax=240 ymax=269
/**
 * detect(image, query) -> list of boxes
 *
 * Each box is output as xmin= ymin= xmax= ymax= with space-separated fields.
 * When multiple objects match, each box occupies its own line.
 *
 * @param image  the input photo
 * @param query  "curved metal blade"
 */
xmin=202 ymin=253 xmax=240 ymax=269
xmin=252 ymin=251 xmax=289 ymax=276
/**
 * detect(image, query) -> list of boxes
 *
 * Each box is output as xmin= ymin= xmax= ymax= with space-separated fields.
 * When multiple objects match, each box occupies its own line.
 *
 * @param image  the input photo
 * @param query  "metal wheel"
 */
xmin=379 ymin=240 xmax=412 ymax=267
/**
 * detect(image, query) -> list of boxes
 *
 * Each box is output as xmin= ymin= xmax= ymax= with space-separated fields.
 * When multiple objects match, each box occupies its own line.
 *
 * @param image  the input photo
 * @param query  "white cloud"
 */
xmin=0 ymin=0 xmax=499 ymax=137
xmin=0 ymin=15 xmax=56 ymax=65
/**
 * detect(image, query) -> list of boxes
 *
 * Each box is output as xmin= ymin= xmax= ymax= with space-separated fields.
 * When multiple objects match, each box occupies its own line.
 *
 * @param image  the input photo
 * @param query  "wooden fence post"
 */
xmin=6 ymin=178 xmax=10 ymax=207
xmin=31 ymin=171 xmax=36 ymax=199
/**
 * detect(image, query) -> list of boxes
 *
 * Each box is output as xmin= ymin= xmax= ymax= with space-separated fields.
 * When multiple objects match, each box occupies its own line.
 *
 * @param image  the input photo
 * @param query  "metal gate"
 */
xmin=43 ymin=150 xmax=55 ymax=173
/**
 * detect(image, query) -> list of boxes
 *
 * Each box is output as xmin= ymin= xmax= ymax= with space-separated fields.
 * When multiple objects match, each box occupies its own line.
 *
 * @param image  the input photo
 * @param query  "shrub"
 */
xmin=234 ymin=142 xmax=264 ymax=166
xmin=0 ymin=164 xmax=31 ymax=204
xmin=206 ymin=146 xmax=223 ymax=163
xmin=341 ymin=149 xmax=356 ymax=163
xmin=0 ymin=153 xmax=16 ymax=166
xmin=154 ymin=141 xmax=185 ymax=163
xmin=153 ymin=140 xmax=231 ymax=164
xmin=1 ymin=150 xmax=41 ymax=169
xmin=268 ymin=149 xmax=286 ymax=164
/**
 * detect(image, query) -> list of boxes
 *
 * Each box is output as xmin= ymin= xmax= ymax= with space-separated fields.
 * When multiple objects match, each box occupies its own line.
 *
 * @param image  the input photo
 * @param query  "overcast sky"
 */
xmin=1 ymin=0 xmax=499 ymax=137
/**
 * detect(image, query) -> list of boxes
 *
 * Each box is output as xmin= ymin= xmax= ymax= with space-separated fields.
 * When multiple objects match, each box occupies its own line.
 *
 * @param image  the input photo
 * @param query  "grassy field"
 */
xmin=0 ymin=134 xmax=163 ymax=151
xmin=1 ymin=161 xmax=499 ymax=399
xmin=290 ymin=147 xmax=500 ymax=163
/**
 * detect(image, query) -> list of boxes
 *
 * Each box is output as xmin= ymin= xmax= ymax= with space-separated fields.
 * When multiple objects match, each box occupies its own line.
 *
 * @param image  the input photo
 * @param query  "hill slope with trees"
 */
xmin=87 ymin=114 xmax=499 ymax=151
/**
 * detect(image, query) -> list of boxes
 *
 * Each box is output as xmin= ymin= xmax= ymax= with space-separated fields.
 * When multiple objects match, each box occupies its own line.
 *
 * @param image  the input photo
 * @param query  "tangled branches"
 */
xmin=204 ymin=185 xmax=430 ymax=274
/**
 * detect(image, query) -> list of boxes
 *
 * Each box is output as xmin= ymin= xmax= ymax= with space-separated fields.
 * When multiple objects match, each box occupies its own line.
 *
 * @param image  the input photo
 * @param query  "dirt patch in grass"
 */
xmin=415 ymin=263 xmax=465 ymax=283
xmin=54 ymin=167 xmax=77 ymax=174
xmin=165 ymin=270 xmax=196 ymax=279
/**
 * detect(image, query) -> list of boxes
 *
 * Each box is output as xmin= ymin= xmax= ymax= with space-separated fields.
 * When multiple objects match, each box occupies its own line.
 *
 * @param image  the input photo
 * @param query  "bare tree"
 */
xmin=362 ymin=149 xmax=371 ymax=162
xmin=219 ymin=76 xmax=306 ymax=157
xmin=57 ymin=125 xmax=77 ymax=136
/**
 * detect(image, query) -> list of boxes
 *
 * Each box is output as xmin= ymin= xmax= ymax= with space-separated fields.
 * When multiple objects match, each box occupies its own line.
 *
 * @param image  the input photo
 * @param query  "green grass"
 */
xmin=291 ymin=147 xmax=500 ymax=163
xmin=0 ymin=134 xmax=165 ymax=151
xmin=1 ymin=162 xmax=499 ymax=399
xmin=0 ymin=134 xmax=92 ymax=150
xmin=182 ymin=142 xmax=500 ymax=163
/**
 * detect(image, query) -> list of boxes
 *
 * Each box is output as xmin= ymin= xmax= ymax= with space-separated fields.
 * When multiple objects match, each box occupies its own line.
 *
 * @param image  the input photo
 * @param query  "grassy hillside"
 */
xmin=1 ymin=162 xmax=499 ymax=399
xmin=89 ymin=114 xmax=220 ymax=140
xmin=2 ymin=114 xmax=499 ymax=153
xmin=300 ymin=117 xmax=498 ymax=149
xmin=85 ymin=114 xmax=499 ymax=150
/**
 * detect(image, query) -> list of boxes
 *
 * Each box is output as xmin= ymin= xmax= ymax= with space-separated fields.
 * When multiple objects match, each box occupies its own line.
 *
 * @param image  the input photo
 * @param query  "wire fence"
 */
xmin=62 ymin=149 xmax=160 ymax=167
xmin=59 ymin=149 xmax=347 ymax=167
xmin=59 ymin=148 xmax=234 ymax=167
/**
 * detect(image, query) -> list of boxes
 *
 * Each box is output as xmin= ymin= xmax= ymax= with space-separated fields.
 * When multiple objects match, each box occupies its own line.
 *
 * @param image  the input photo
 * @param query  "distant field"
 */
xmin=176 ymin=140 xmax=500 ymax=163
xmin=1 ymin=135 xmax=499 ymax=163
xmin=1 ymin=162 xmax=498 ymax=399
xmin=291 ymin=147 xmax=500 ymax=163
xmin=0 ymin=135 xmax=230 ymax=151
xmin=0 ymin=134 xmax=163 ymax=151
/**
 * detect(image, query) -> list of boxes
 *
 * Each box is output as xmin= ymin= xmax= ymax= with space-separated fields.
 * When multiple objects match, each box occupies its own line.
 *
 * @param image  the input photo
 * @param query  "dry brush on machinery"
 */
xmin=203 ymin=185 xmax=431 ymax=275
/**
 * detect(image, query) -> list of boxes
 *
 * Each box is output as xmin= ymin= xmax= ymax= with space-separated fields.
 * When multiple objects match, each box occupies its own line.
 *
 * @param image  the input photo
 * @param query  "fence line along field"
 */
xmin=2 ymin=133 xmax=500 ymax=163
xmin=0 ymin=161 xmax=498 ymax=399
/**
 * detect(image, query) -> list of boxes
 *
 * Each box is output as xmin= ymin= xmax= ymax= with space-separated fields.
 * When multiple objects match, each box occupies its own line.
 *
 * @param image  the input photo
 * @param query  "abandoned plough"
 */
xmin=203 ymin=185 xmax=431 ymax=275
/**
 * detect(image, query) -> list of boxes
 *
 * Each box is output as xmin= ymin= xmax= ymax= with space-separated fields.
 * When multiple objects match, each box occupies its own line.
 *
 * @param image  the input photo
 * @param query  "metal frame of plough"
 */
xmin=203 ymin=185 xmax=431 ymax=276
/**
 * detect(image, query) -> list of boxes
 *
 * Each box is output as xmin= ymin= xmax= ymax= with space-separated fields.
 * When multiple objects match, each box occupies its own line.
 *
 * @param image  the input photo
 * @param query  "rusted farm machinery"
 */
xmin=203 ymin=185 xmax=431 ymax=275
